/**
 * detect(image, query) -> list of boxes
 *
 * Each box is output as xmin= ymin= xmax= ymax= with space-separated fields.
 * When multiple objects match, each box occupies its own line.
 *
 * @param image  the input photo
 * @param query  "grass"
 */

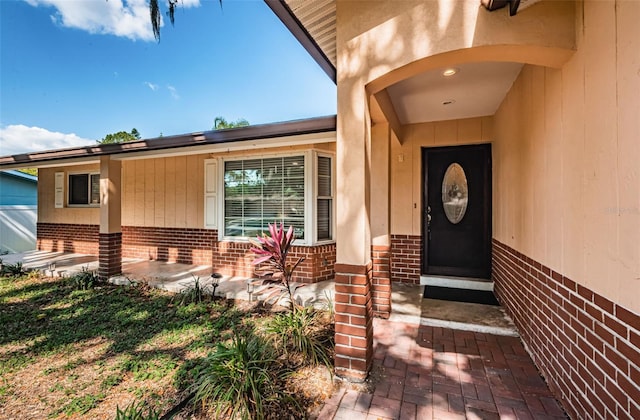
xmin=0 ymin=272 xmax=335 ymax=419
xmin=0 ymin=273 xmax=255 ymax=418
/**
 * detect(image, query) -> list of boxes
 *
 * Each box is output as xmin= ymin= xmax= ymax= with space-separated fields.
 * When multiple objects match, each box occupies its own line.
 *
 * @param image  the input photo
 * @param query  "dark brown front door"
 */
xmin=423 ymin=144 xmax=492 ymax=279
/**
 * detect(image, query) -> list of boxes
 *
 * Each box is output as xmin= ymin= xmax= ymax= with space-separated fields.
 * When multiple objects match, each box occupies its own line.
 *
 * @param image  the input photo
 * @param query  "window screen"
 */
xmin=224 ymin=156 xmax=305 ymax=239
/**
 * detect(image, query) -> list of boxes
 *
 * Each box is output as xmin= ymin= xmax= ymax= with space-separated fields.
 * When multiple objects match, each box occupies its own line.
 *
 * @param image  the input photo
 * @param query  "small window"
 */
xmin=442 ymin=163 xmax=468 ymax=224
xmin=69 ymin=173 xmax=100 ymax=205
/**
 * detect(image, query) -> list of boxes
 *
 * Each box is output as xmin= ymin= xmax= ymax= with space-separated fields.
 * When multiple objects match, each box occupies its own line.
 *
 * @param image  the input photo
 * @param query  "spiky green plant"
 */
xmin=250 ymin=222 xmax=305 ymax=313
xmin=177 ymin=275 xmax=211 ymax=305
xmin=192 ymin=333 xmax=286 ymax=419
xmin=265 ymin=306 xmax=332 ymax=369
xmin=0 ymin=261 xmax=27 ymax=277
xmin=69 ymin=266 xmax=98 ymax=290
xmin=114 ymin=400 xmax=159 ymax=420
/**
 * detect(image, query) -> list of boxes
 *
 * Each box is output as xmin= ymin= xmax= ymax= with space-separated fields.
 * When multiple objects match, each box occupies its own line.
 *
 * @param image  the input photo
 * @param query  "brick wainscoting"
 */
xmin=493 ymin=239 xmax=640 ymax=419
xmin=123 ymin=226 xmax=335 ymax=283
xmin=37 ymin=223 xmax=99 ymax=255
xmin=371 ymin=245 xmax=391 ymax=318
xmin=38 ymin=224 xmax=334 ymax=284
xmin=390 ymin=234 xmax=422 ymax=284
xmin=122 ymin=226 xmax=216 ymax=266
xmin=212 ymin=239 xmax=336 ymax=283
xmin=334 ymin=262 xmax=374 ymax=381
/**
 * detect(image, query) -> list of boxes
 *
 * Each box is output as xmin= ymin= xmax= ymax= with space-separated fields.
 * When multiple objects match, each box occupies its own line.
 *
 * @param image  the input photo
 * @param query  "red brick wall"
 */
xmin=493 ymin=239 xmax=640 ymax=419
xmin=334 ymin=262 xmax=374 ymax=381
xmin=38 ymin=224 xmax=334 ymax=284
xmin=372 ymin=245 xmax=391 ymax=318
xmin=391 ymin=234 xmax=422 ymax=284
xmin=122 ymin=226 xmax=216 ymax=266
xmin=213 ymin=238 xmax=336 ymax=283
xmin=37 ymin=223 xmax=99 ymax=255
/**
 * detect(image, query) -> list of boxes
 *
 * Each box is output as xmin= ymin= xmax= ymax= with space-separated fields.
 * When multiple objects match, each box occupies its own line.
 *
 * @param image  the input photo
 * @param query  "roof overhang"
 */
xmin=0 ymin=169 xmax=38 ymax=183
xmin=0 ymin=115 xmax=336 ymax=170
xmin=264 ymin=0 xmax=336 ymax=83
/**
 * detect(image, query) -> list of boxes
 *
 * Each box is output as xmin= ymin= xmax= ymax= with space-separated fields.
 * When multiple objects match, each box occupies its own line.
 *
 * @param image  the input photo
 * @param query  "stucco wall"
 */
xmin=492 ymin=0 xmax=640 ymax=312
xmin=336 ymin=0 xmax=576 ymax=266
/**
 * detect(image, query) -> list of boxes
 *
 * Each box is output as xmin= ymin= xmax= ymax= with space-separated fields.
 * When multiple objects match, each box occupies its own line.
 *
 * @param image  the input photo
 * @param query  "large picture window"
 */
xmin=68 ymin=173 xmax=100 ymax=206
xmin=222 ymin=152 xmax=333 ymax=244
xmin=224 ymin=156 xmax=305 ymax=239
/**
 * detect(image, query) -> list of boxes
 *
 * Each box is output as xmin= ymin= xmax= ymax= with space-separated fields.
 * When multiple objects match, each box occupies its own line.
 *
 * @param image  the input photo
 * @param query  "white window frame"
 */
xmin=314 ymin=152 xmax=335 ymax=245
xmin=217 ymin=150 xmax=335 ymax=246
xmin=67 ymin=171 xmax=100 ymax=207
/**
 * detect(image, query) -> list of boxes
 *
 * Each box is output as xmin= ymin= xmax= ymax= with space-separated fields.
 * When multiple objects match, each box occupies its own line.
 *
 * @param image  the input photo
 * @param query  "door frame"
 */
xmin=421 ymin=143 xmax=492 ymax=278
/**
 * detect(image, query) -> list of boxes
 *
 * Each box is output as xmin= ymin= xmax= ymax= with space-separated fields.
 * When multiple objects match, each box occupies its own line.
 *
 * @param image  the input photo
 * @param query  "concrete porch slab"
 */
xmin=1 ymin=250 xmax=335 ymax=309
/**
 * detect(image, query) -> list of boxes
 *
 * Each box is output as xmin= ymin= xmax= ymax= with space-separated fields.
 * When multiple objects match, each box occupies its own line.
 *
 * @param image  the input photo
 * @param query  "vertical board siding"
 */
xmin=120 ymin=156 xmax=204 ymax=229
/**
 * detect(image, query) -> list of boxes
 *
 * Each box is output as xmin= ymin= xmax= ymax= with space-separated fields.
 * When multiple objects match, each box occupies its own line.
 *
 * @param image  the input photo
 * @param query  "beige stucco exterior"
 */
xmin=336 ymin=0 xmax=577 ymax=266
xmin=492 ymin=0 xmax=639 ymax=312
xmin=337 ymin=0 xmax=639 ymax=312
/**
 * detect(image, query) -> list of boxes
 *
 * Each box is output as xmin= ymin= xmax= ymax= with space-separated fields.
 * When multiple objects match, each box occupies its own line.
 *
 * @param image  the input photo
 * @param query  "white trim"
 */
xmin=304 ymin=151 xmax=313 ymax=245
xmin=54 ymin=172 xmax=64 ymax=208
xmin=204 ymin=159 xmax=218 ymax=229
xmin=113 ymin=132 xmax=336 ymax=161
xmin=217 ymin=149 xmax=335 ymax=246
xmin=314 ymin=151 xmax=335 ymax=242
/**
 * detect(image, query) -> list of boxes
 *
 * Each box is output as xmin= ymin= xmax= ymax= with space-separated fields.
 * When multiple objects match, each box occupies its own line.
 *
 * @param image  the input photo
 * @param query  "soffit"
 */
xmin=283 ymin=0 xmax=336 ymax=68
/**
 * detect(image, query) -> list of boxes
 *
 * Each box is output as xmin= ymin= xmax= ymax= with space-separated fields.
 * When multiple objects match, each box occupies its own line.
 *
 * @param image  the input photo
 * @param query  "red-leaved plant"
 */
xmin=250 ymin=222 xmax=305 ymax=312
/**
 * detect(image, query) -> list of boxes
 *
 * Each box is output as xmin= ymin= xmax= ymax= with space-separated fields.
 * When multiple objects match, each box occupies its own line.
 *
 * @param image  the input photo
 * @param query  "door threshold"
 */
xmin=420 ymin=275 xmax=493 ymax=291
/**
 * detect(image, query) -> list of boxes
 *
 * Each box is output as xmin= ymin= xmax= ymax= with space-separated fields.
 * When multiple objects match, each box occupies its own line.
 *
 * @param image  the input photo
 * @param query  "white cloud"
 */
xmin=167 ymin=85 xmax=180 ymax=100
xmin=0 ymin=125 xmax=95 ymax=156
xmin=24 ymin=0 xmax=201 ymax=42
xmin=144 ymin=81 xmax=159 ymax=91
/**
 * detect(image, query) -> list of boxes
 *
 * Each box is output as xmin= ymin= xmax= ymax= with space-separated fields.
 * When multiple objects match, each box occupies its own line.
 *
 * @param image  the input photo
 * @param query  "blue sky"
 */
xmin=0 ymin=0 xmax=336 ymax=155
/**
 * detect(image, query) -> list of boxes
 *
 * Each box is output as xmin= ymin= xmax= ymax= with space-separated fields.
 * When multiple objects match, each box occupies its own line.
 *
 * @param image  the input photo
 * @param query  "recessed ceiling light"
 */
xmin=442 ymin=68 xmax=458 ymax=77
xmin=442 ymin=99 xmax=456 ymax=105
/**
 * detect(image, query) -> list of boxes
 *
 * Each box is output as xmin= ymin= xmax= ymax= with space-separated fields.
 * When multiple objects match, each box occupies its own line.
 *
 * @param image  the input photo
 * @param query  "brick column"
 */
xmin=98 ymin=155 xmax=122 ymax=281
xmin=334 ymin=262 xmax=374 ymax=381
xmin=99 ymin=232 xmax=121 ymax=280
xmin=371 ymin=245 xmax=391 ymax=318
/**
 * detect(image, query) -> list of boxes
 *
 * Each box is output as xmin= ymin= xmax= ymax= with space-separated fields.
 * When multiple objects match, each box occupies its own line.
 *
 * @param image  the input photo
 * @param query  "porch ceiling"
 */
xmin=386 ymin=61 xmax=524 ymax=125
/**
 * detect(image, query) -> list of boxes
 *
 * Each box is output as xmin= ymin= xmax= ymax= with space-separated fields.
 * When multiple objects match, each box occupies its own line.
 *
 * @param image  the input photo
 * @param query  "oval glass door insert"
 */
xmin=441 ymin=163 xmax=468 ymax=224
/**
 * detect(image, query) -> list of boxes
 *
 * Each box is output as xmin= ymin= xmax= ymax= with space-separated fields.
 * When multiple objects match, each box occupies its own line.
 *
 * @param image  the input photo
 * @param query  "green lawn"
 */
xmin=0 ymin=272 xmax=268 ymax=418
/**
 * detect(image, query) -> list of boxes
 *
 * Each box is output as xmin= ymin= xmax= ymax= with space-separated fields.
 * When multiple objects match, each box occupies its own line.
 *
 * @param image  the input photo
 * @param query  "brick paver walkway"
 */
xmin=318 ymin=318 xmax=566 ymax=420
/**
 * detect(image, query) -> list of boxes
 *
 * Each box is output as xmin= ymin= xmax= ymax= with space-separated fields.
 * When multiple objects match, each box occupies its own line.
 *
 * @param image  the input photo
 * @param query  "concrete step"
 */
xmin=421 ymin=275 xmax=494 ymax=291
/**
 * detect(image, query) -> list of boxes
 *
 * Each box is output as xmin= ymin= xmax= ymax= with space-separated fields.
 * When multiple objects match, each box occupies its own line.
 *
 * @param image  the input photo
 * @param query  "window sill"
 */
xmin=218 ymin=237 xmax=335 ymax=247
